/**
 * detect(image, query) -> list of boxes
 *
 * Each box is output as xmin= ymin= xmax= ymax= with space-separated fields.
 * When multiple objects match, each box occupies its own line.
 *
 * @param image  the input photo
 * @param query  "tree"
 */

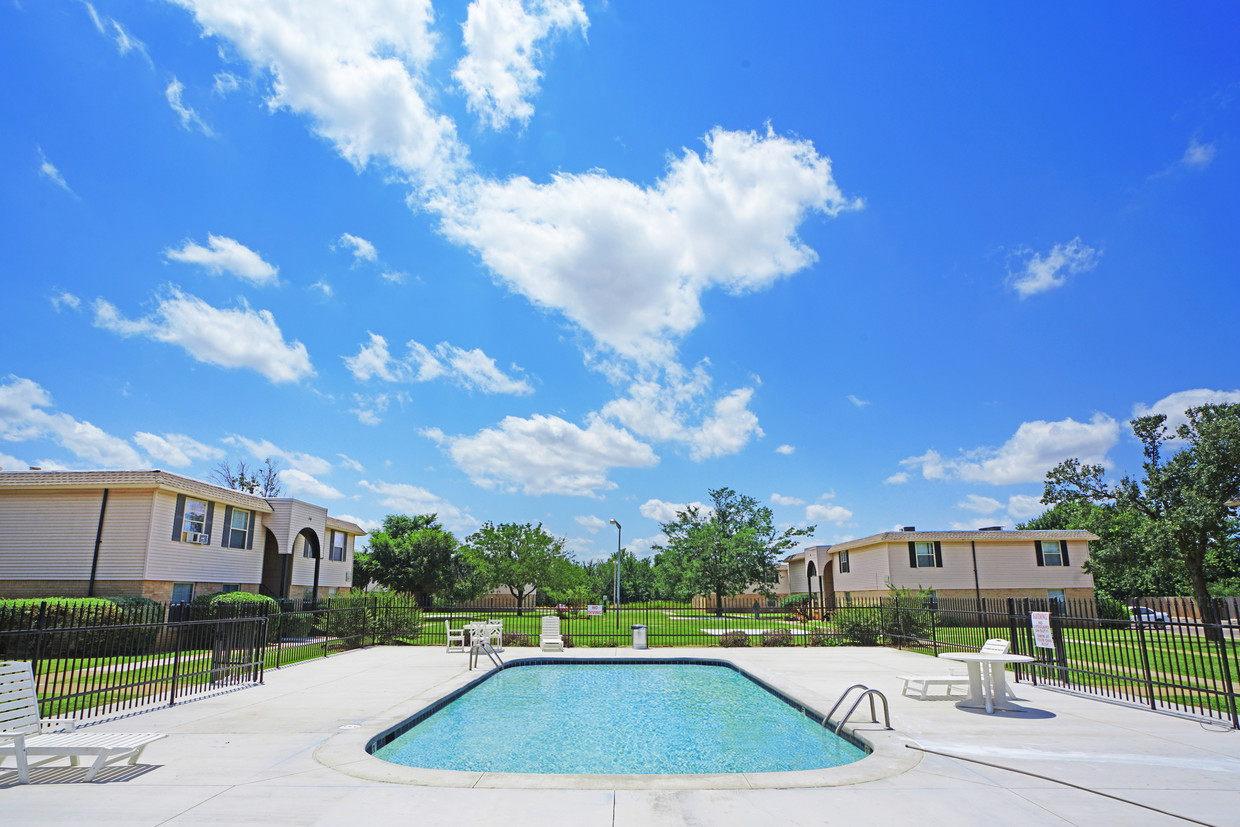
xmin=1043 ymin=403 xmax=1240 ymax=634
xmin=210 ymin=458 xmax=283 ymax=497
xmin=366 ymin=514 xmax=475 ymax=607
xmin=652 ymin=487 xmax=815 ymax=615
xmin=462 ymin=522 xmax=577 ymax=613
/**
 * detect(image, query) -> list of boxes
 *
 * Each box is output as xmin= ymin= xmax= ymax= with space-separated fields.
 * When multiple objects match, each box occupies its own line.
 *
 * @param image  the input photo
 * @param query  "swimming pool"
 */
xmin=368 ymin=659 xmax=868 ymax=775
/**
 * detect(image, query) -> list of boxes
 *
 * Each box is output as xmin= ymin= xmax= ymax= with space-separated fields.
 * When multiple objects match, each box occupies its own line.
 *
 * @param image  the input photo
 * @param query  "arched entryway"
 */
xmin=294 ymin=528 xmax=322 ymax=606
xmin=260 ymin=529 xmax=291 ymax=599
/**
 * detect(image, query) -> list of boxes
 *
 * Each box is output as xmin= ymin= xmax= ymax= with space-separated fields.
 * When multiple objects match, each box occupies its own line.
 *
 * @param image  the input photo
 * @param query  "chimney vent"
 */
xmin=901 ymin=526 xmax=916 ymax=532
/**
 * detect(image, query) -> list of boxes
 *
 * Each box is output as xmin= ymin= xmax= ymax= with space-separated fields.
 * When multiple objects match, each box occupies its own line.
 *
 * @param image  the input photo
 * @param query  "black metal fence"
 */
xmin=0 ymin=615 xmax=267 ymax=720
xmin=3 ymin=593 xmax=1236 ymax=727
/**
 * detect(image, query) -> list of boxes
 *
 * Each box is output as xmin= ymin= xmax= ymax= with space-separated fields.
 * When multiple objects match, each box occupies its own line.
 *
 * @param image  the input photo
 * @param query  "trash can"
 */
xmin=631 ymin=624 xmax=648 ymax=650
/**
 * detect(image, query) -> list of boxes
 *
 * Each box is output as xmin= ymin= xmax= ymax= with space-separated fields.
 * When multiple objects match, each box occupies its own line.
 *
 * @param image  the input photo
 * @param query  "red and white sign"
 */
xmin=587 ymin=604 xmax=603 ymax=616
xmin=1031 ymin=611 xmax=1054 ymax=650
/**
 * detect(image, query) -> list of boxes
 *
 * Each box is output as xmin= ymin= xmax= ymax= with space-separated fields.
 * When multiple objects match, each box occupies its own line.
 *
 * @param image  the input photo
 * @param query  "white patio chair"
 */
xmin=484 ymin=619 xmax=504 ymax=651
xmin=540 ymin=615 xmax=564 ymax=652
xmin=0 ymin=661 xmax=166 ymax=784
xmin=445 ymin=620 xmax=466 ymax=653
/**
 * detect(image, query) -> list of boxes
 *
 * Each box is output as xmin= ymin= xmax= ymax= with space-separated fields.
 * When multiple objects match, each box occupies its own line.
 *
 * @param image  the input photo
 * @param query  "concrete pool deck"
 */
xmin=4 ymin=645 xmax=1239 ymax=825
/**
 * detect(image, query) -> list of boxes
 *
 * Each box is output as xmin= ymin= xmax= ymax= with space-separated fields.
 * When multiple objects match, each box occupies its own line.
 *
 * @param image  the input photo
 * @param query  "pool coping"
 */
xmin=314 ymin=652 xmax=921 ymax=790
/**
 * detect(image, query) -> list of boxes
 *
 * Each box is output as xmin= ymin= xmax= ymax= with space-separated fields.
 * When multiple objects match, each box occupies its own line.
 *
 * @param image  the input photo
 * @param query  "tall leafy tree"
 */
xmin=1043 ymin=403 xmax=1240 ymax=634
xmin=653 ymin=487 xmax=814 ymax=615
xmin=366 ymin=514 xmax=473 ymax=607
xmin=462 ymin=522 xmax=577 ymax=612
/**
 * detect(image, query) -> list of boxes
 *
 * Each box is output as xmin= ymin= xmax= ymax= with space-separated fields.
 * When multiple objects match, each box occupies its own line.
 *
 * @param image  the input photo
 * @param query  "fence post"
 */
xmin=930 ymin=603 xmax=939 ymax=656
xmin=275 ymin=609 xmax=284 ymax=669
xmin=1131 ymin=604 xmax=1157 ymax=711
xmin=31 ymin=601 xmax=48 ymax=696
xmin=169 ymin=622 xmax=184 ymax=706
xmin=1207 ymin=598 xmax=1239 ymax=729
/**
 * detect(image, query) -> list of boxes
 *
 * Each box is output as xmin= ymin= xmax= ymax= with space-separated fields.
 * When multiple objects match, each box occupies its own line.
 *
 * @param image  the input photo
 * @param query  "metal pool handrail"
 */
xmin=822 ymin=684 xmax=870 ymax=727
xmin=469 ymin=640 xmax=504 ymax=671
xmin=834 ymin=689 xmax=891 ymax=737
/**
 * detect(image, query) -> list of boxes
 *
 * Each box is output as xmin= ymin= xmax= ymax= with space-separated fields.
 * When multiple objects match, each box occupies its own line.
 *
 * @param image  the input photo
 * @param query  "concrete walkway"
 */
xmin=4 ymin=645 xmax=1239 ymax=826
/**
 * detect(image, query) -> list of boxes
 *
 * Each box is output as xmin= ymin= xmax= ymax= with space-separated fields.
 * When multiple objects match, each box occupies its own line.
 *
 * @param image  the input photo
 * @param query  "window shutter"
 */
xmin=204 ymin=502 xmax=215 ymax=544
xmin=908 ymin=541 xmax=917 ymax=568
xmin=933 ymin=541 xmax=943 ymax=568
xmin=221 ymin=506 xmax=234 ymax=547
xmin=172 ymin=494 xmax=186 ymax=541
xmin=1061 ymin=542 xmax=1070 ymax=566
xmin=246 ymin=511 xmax=256 ymax=550
xmin=1034 ymin=540 xmax=1045 ymax=566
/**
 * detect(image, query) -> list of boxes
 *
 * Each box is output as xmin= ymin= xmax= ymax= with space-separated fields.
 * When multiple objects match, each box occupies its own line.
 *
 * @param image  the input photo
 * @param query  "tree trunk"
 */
xmin=1185 ymin=552 xmax=1221 ymax=643
xmin=714 ymin=590 xmax=723 ymax=618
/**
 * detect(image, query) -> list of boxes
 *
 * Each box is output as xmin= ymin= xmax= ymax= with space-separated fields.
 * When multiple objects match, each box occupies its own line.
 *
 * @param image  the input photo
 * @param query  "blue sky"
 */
xmin=3 ymin=1 xmax=1238 ymax=560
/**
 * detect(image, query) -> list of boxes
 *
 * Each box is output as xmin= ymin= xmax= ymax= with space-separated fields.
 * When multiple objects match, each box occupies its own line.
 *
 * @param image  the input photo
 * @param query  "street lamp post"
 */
xmin=609 ymin=518 xmax=621 ymax=630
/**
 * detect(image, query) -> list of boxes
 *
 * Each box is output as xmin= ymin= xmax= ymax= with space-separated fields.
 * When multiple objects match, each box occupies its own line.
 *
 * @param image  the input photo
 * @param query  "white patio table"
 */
xmin=937 ymin=651 xmax=1035 ymax=713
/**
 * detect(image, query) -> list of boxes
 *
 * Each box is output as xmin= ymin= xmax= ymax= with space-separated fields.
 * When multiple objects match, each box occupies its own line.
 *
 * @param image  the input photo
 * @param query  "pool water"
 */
xmin=371 ymin=661 xmax=868 ymax=774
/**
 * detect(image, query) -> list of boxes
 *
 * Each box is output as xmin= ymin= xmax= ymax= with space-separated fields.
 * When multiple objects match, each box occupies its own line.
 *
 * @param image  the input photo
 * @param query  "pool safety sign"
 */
xmin=1031 ymin=611 xmax=1055 ymax=650
xmin=587 ymin=604 xmax=603 ymax=616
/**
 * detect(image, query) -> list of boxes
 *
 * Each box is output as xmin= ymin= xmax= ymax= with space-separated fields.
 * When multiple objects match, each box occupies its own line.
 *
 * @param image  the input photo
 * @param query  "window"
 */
xmin=1036 ymin=539 xmax=1069 ymax=567
xmin=171 ymin=583 xmax=194 ymax=603
xmin=838 ymin=550 xmax=850 ymax=573
xmin=181 ymin=498 xmax=207 ymax=542
xmin=330 ymin=530 xmax=346 ymax=562
xmin=923 ymin=590 xmax=938 ymax=609
xmin=914 ymin=541 xmax=937 ymax=568
xmin=227 ymin=509 xmax=249 ymax=550
xmin=221 ymin=584 xmax=240 ymax=594
xmin=1048 ymin=588 xmax=1066 ymax=608
xmin=843 ymin=592 xmax=852 ymax=605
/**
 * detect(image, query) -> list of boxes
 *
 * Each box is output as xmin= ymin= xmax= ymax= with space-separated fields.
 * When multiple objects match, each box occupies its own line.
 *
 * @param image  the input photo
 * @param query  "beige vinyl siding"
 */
xmin=787 ymin=560 xmax=809 ymax=593
xmin=92 ymin=488 xmax=153 ymax=580
xmin=834 ymin=544 xmax=891 ymax=592
xmin=975 ymin=539 xmax=1093 ymax=589
xmin=0 ymin=489 xmax=103 ymax=580
xmin=144 ymin=490 xmax=264 ymax=584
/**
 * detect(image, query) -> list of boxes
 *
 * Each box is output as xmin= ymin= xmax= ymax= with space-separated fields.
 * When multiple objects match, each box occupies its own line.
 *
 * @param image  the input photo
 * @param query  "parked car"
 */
xmin=1129 ymin=606 xmax=1170 ymax=629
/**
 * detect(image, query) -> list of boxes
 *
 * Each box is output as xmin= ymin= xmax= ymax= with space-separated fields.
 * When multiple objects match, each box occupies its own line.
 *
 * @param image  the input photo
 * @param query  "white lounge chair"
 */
xmin=540 ymin=615 xmax=563 ymax=652
xmin=0 ymin=661 xmax=166 ymax=784
xmin=445 ymin=621 xmax=466 ymax=653
xmin=899 ymin=668 xmax=970 ymax=700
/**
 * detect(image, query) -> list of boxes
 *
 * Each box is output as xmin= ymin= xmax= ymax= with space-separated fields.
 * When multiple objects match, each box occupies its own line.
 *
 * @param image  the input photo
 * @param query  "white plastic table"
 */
xmin=937 ymin=651 xmax=1035 ymax=713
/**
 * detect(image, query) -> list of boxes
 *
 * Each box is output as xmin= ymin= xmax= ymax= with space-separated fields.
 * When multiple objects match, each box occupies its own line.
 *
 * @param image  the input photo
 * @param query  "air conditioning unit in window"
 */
xmin=184 ymin=532 xmax=210 ymax=544
xmin=196 ymin=533 xmax=210 ymax=544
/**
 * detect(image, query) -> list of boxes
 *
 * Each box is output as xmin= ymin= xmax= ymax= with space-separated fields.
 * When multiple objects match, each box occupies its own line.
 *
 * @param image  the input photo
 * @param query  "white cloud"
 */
xmin=336 ymin=233 xmax=378 ymax=263
xmin=172 ymin=0 xmax=466 ymax=193
xmin=0 ymin=450 xmax=29 ymax=472
xmin=427 ymin=413 xmax=657 ymax=497
xmin=134 ymin=432 xmax=224 ymax=467
xmin=36 ymin=146 xmax=74 ymax=195
xmin=336 ymin=513 xmax=381 ymax=534
xmin=281 ymin=468 xmax=345 ymax=499
xmin=224 ymin=435 xmax=333 ymax=476
xmin=900 ymin=413 xmax=1120 ymax=485
xmin=1132 ymin=389 xmax=1240 ymax=440
xmin=0 ymin=375 xmax=144 ymax=468
xmin=884 ymin=472 xmax=909 ymax=485
xmin=775 ymin=444 xmax=795 ymax=455
xmin=770 ymin=493 xmax=804 ymax=507
xmin=638 ymin=498 xmax=709 ymax=523
xmin=337 ymin=453 xmax=365 ymax=472
xmin=1007 ymin=494 xmax=1045 ymax=520
xmin=601 ymin=365 xmax=763 ymax=460
xmin=344 ymin=333 xmax=532 ymax=394
xmin=949 ymin=518 xmax=1008 ymax=531
xmin=311 ymin=281 xmax=333 ymax=298
xmin=847 ymin=394 xmax=869 ymax=407
xmin=957 ymin=494 xmax=1003 ymax=514
xmin=379 ymin=271 xmax=406 ymax=284
xmin=1009 ymin=237 xmax=1100 ymax=299
xmin=1181 ymin=138 xmax=1215 ymax=169
xmin=165 ymin=77 xmax=215 ymax=136
xmin=82 ymin=3 xmax=152 ymax=64
xmin=439 ymin=126 xmax=860 ymax=363
xmin=806 ymin=503 xmax=852 ymax=524
xmin=575 ymin=515 xmax=606 ymax=533
xmin=213 ymin=72 xmax=239 ymax=95
xmin=165 ymin=234 xmax=279 ymax=285
xmin=349 ymin=393 xmax=389 ymax=425
xmin=93 ymin=290 xmax=312 ymax=383
xmin=50 ymin=291 xmax=81 ymax=312
xmin=358 ymin=479 xmax=477 ymax=533
xmin=453 ymin=0 xmax=588 ymax=130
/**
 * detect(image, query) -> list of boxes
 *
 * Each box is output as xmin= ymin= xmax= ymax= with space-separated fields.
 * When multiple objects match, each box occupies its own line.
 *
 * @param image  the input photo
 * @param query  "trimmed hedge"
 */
xmin=0 ymin=597 xmax=159 ymax=658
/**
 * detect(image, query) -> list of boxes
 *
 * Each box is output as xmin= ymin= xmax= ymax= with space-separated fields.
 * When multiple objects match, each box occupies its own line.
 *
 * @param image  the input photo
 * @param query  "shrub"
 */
xmin=834 ymin=607 xmax=881 ymax=646
xmin=760 ymin=628 xmax=793 ymax=647
xmin=560 ymin=632 xmax=574 ymax=649
xmin=318 ymin=595 xmax=423 ymax=646
xmin=806 ymin=627 xmax=845 ymax=647
xmin=102 ymin=595 xmax=164 ymax=624
xmin=718 ymin=630 xmax=749 ymax=648
xmin=1096 ymin=597 xmax=1130 ymax=621
xmin=779 ymin=593 xmax=815 ymax=622
xmin=502 ymin=632 xmax=532 ymax=647
xmin=0 ymin=597 xmax=149 ymax=658
xmin=935 ymin=612 xmax=966 ymax=628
